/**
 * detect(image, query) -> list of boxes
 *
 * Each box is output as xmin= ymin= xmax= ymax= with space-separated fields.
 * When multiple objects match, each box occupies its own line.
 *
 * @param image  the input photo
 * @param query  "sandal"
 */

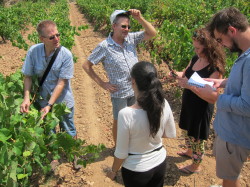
xmin=179 ymin=165 xmax=201 ymax=174
xmin=177 ymin=151 xmax=192 ymax=159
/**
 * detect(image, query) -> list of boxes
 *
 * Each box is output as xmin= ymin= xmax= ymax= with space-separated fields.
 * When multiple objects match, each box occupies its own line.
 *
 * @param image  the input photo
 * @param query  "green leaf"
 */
xmin=25 ymin=164 xmax=32 ymax=174
xmin=0 ymin=128 xmax=12 ymax=142
xmin=64 ymin=107 xmax=71 ymax=113
xmin=17 ymin=174 xmax=28 ymax=179
xmin=13 ymin=146 xmax=22 ymax=156
xmin=7 ymin=82 xmax=14 ymax=89
xmin=16 ymin=167 xmax=23 ymax=174
xmin=9 ymin=161 xmax=18 ymax=181
xmin=6 ymin=178 xmax=17 ymax=187
xmin=23 ymin=151 xmax=31 ymax=157
xmin=57 ymin=133 xmax=75 ymax=151
xmin=0 ymin=128 xmax=11 ymax=136
xmin=14 ymin=98 xmax=23 ymax=106
xmin=0 ymin=145 xmax=8 ymax=165
xmin=34 ymin=127 xmax=44 ymax=135
xmin=10 ymin=114 xmax=23 ymax=125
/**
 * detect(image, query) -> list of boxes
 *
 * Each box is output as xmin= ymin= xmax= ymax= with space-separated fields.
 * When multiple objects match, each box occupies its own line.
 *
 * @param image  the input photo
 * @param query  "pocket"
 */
xmin=225 ymin=141 xmax=233 ymax=155
xmin=50 ymin=66 xmax=60 ymax=79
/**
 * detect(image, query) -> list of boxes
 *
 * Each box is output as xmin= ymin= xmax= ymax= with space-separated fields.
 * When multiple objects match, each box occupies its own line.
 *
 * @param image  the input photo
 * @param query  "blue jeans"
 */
xmin=111 ymin=96 xmax=135 ymax=120
xmin=52 ymin=107 xmax=76 ymax=137
xmin=36 ymin=100 xmax=76 ymax=137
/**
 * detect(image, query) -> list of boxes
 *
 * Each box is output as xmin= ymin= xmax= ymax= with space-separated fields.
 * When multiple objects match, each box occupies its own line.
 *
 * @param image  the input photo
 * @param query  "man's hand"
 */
xmin=20 ymin=99 xmax=31 ymax=113
xmin=204 ymin=78 xmax=227 ymax=89
xmin=128 ymin=9 xmax=143 ymax=21
xmin=101 ymin=82 xmax=118 ymax=93
xmin=40 ymin=106 xmax=52 ymax=120
xmin=128 ymin=9 xmax=156 ymax=41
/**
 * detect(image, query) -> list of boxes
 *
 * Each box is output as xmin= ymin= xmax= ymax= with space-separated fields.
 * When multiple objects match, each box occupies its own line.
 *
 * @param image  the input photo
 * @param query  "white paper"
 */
xmin=188 ymin=72 xmax=214 ymax=88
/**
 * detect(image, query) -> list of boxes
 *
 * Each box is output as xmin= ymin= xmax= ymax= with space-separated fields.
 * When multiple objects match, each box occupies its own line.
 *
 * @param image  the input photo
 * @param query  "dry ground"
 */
xmin=0 ymin=2 xmax=249 ymax=187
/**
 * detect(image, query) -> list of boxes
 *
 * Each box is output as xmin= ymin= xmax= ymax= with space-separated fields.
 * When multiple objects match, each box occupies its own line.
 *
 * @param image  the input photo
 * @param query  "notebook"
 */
xmin=188 ymin=72 xmax=214 ymax=88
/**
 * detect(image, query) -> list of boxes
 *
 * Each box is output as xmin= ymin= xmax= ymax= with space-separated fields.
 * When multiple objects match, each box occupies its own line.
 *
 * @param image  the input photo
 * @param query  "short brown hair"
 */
xmin=207 ymin=7 xmax=249 ymax=37
xmin=36 ymin=20 xmax=57 ymax=36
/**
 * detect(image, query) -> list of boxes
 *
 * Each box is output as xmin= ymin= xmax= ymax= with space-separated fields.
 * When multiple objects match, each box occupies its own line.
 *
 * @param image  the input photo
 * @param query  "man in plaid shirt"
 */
xmin=83 ymin=9 xmax=156 ymax=144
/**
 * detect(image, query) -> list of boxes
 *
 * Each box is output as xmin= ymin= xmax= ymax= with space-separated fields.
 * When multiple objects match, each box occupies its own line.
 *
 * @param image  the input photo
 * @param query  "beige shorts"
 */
xmin=213 ymin=135 xmax=250 ymax=180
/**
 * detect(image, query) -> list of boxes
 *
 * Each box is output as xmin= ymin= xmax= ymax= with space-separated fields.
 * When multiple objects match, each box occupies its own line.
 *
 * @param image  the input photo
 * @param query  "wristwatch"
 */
xmin=46 ymin=103 xmax=53 ymax=107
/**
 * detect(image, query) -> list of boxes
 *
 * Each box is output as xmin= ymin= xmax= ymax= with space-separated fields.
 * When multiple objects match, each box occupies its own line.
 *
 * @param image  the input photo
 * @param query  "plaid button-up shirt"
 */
xmin=22 ymin=43 xmax=74 ymax=108
xmin=88 ymin=31 xmax=145 ymax=98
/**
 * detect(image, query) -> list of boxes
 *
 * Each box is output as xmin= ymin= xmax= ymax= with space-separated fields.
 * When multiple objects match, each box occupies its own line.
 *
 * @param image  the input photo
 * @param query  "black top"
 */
xmin=179 ymin=55 xmax=215 ymax=140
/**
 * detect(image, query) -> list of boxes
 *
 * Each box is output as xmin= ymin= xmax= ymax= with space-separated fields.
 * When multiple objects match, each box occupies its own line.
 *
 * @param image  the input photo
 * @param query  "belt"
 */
xmin=128 ymin=146 xmax=163 ymax=156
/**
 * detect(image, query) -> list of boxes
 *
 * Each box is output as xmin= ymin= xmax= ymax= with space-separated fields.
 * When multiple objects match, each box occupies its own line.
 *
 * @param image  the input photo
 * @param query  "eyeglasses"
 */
xmin=44 ymin=33 xmax=60 ymax=40
xmin=121 ymin=25 xmax=131 ymax=29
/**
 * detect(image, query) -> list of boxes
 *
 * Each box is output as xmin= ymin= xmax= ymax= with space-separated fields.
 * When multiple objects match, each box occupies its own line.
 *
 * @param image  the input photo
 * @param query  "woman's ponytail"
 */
xmin=131 ymin=61 xmax=165 ymax=137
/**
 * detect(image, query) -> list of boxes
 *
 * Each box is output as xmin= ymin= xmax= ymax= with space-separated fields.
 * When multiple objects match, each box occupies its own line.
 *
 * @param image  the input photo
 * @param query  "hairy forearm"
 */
xmin=23 ymin=76 xmax=32 ymax=100
xmin=138 ymin=17 xmax=157 ymax=40
xmin=49 ymin=79 xmax=66 ymax=104
xmin=82 ymin=61 xmax=104 ymax=87
xmin=196 ymin=90 xmax=219 ymax=104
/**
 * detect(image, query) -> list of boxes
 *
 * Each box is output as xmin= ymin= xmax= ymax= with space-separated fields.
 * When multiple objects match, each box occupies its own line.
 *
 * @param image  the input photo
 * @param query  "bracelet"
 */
xmin=111 ymin=169 xmax=117 ymax=173
xmin=46 ymin=103 xmax=53 ymax=107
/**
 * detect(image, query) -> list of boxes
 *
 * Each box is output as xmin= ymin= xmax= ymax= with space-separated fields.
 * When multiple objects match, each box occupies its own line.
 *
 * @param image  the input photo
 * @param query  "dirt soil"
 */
xmin=0 ymin=2 xmax=249 ymax=187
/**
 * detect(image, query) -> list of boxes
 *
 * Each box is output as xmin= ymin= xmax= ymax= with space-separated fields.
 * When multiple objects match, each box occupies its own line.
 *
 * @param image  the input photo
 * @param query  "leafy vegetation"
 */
xmin=0 ymin=3 xmax=30 ymax=49
xmin=76 ymin=0 xmax=249 ymax=75
xmin=0 ymin=0 xmax=249 ymax=185
xmin=0 ymin=0 xmax=88 ymax=51
xmin=0 ymin=70 xmax=105 ymax=186
xmin=0 ymin=0 xmax=103 ymax=185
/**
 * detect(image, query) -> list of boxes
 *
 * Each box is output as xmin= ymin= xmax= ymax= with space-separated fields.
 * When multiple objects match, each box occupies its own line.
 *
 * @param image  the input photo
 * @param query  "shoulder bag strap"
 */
xmin=39 ymin=45 xmax=62 ymax=87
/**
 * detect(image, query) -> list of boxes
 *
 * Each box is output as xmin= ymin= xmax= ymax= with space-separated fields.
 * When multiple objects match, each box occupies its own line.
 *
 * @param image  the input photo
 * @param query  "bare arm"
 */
xmin=40 ymin=78 xmax=66 ymax=119
xmin=175 ymin=60 xmax=223 ymax=104
xmin=168 ymin=60 xmax=191 ymax=79
xmin=192 ymin=71 xmax=222 ymax=104
xmin=82 ymin=60 xmax=118 ymax=93
xmin=20 ymin=76 xmax=32 ymax=113
xmin=129 ymin=9 xmax=157 ymax=41
xmin=107 ymin=156 xmax=125 ymax=180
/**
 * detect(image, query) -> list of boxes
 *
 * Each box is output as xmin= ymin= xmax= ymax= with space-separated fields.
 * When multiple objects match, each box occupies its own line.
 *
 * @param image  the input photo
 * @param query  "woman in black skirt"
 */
xmin=173 ymin=28 xmax=225 ymax=173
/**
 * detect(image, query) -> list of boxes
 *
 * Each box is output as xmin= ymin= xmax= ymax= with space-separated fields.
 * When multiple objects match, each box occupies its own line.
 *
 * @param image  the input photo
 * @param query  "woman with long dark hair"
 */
xmin=173 ymin=28 xmax=225 ymax=173
xmin=107 ymin=61 xmax=176 ymax=186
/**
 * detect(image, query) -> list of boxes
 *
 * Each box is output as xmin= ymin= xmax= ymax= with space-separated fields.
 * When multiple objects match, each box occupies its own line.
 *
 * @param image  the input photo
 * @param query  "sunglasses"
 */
xmin=121 ymin=25 xmax=131 ymax=29
xmin=193 ymin=32 xmax=204 ymax=39
xmin=44 ymin=33 xmax=60 ymax=40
